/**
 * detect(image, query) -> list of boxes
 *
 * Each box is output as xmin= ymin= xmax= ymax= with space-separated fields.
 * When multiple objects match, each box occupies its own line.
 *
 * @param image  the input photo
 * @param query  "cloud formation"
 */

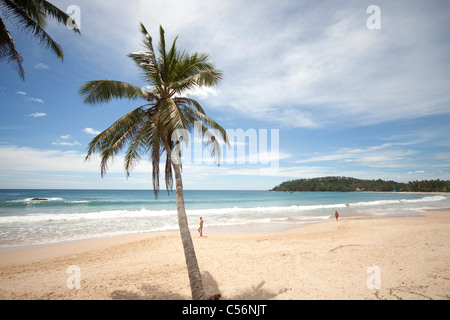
xmin=15 ymin=91 xmax=44 ymax=103
xmin=52 ymin=141 xmax=81 ymax=146
xmin=28 ymin=98 xmax=44 ymax=103
xmin=28 ymin=112 xmax=46 ymax=117
xmin=64 ymin=0 xmax=449 ymax=129
xmin=83 ymin=127 xmax=101 ymax=135
xmin=34 ymin=63 xmax=50 ymax=69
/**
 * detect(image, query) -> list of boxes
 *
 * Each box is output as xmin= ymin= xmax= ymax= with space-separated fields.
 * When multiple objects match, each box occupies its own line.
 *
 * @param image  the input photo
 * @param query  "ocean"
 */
xmin=0 ymin=189 xmax=449 ymax=249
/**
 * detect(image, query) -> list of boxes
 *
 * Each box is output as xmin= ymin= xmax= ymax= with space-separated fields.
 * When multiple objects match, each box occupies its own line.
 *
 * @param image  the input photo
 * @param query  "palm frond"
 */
xmin=202 ymin=126 xmax=223 ymax=164
xmin=149 ymin=117 xmax=167 ymax=198
xmin=0 ymin=16 xmax=25 ymax=80
xmin=85 ymin=106 xmax=148 ymax=176
xmin=123 ymin=118 xmax=154 ymax=175
xmin=175 ymin=99 xmax=229 ymax=145
xmin=159 ymin=98 xmax=189 ymax=132
xmin=173 ymin=97 xmax=205 ymax=114
xmin=158 ymin=25 xmax=167 ymax=79
xmin=79 ymin=80 xmax=148 ymax=104
xmin=11 ymin=0 xmax=48 ymax=28
xmin=139 ymin=23 xmax=156 ymax=58
xmin=173 ymin=52 xmax=217 ymax=81
xmin=127 ymin=23 xmax=163 ymax=88
xmin=2 ymin=0 xmax=64 ymax=59
xmin=127 ymin=51 xmax=162 ymax=87
xmin=168 ymin=51 xmax=223 ymax=95
xmin=171 ymin=69 xmax=223 ymax=95
xmin=37 ymin=0 xmax=80 ymax=33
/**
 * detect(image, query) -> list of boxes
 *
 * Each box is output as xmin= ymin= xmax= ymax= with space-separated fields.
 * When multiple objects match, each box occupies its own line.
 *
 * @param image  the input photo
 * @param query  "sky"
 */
xmin=0 ymin=0 xmax=449 ymax=190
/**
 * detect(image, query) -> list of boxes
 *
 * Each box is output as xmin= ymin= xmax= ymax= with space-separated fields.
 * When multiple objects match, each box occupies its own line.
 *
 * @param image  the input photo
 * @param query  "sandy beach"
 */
xmin=0 ymin=210 xmax=449 ymax=300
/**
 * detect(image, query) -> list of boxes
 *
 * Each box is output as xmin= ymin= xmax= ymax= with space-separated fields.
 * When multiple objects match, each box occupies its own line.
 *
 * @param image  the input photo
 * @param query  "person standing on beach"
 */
xmin=198 ymin=217 xmax=204 ymax=237
xmin=335 ymin=210 xmax=339 ymax=221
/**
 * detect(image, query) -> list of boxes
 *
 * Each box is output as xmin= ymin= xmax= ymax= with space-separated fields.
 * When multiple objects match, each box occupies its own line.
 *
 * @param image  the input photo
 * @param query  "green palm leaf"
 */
xmin=0 ymin=16 xmax=24 ymax=79
xmin=79 ymin=80 xmax=149 ymax=104
xmin=0 ymin=0 xmax=80 ymax=80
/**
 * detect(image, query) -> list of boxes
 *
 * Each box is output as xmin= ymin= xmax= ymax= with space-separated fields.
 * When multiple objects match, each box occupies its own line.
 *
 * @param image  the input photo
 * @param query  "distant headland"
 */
xmin=271 ymin=176 xmax=450 ymax=192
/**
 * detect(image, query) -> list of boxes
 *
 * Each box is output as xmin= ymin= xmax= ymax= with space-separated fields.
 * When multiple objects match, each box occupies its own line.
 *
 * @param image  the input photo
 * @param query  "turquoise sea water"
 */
xmin=0 ymin=189 xmax=449 ymax=248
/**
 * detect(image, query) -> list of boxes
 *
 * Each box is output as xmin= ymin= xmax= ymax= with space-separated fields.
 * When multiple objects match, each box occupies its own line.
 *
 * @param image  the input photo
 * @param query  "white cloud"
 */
xmin=60 ymin=135 xmax=71 ymax=139
xmin=28 ymin=112 xmax=46 ymax=117
xmin=28 ymin=97 xmax=44 ymax=103
xmin=407 ymin=170 xmax=425 ymax=175
xmin=0 ymin=145 xmax=87 ymax=173
xmin=297 ymin=142 xmax=419 ymax=168
xmin=15 ymin=91 xmax=45 ymax=104
xmin=61 ymin=1 xmax=450 ymax=129
xmin=0 ymin=143 xmax=285 ymax=178
xmin=34 ymin=63 xmax=50 ymax=69
xmin=183 ymin=86 xmax=219 ymax=99
xmin=0 ymin=144 xmax=154 ymax=173
xmin=52 ymin=141 xmax=82 ymax=146
xmin=83 ymin=127 xmax=101 ymax=135
xmin=134 ymin=1 xmax=450 ymax=128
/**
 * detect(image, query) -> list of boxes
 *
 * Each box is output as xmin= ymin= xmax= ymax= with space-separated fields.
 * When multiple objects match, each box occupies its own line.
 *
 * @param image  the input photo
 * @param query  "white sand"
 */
xmin=0 ymin=211 xmax=449 ymax=300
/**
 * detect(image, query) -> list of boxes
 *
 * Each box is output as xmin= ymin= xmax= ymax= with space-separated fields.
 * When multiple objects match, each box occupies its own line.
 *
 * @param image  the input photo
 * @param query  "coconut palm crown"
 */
xmin=0 ymin=0 xmax=80 ymax=80
xmin=79 ymin=23 xmax=229 ymax=300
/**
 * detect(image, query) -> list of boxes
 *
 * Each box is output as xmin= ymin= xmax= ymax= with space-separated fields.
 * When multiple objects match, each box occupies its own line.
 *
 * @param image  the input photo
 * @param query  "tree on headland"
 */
xmin=271 ymin=176 xmax=450 ymax=192
xmin=407 ymin=179 xmax=449 ymax=192
xmin=0 ymin=0 xmax=80 ymax=80
xmin=79 ymin=23 xmax=229 ymax=300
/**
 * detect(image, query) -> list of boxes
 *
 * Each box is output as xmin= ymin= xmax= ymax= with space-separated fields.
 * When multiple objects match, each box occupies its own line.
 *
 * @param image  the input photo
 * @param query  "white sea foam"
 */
xmin=349 ymin=195 xmax=446 ymax=207
xmin=0 ymin=208 xmax=175 ymax=224
xmin=65 ymin=200 xmax=92 ymax=204
xmin=0 ymin=195 xmax=446 ymax=225
xmin=6 ymin=197 xmax=65 ymax=203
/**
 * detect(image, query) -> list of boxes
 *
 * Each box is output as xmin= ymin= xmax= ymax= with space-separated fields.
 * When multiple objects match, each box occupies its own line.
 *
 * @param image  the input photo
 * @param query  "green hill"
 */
xmin=271 ymin=176 xmax=450 ymax=192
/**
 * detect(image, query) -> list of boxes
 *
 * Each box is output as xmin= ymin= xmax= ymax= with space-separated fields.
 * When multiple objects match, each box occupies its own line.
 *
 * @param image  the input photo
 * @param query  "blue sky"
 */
xmin=0 ymin=0 xmax=449 ymax=190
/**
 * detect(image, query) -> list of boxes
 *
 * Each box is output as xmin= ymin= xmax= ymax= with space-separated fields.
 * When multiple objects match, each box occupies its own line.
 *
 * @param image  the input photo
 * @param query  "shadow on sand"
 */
xmin=111 ymin=271 xmax=287 ymax=300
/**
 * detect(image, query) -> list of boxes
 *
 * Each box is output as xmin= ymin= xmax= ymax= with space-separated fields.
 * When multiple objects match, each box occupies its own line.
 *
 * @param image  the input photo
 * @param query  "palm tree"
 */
xmin=0 ymin=0 xmax=80 ymax=80
xmin=79 ymin=23 xmax=229 ymax=300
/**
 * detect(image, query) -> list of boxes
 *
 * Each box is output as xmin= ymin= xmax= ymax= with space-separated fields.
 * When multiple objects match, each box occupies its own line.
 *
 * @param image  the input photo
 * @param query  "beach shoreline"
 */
xmin=1 ymin=205 xmax=446 ymax=255
xmin=1 ymin=190 xmax=447 ymax=249
xmin=0 ymin=210 xmax=449 ymax=300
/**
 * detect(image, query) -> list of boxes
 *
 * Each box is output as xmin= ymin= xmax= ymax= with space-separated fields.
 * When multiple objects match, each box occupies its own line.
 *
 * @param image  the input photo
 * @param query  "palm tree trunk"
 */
xmin=172 ymin=162 xmax=206 ymax=300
